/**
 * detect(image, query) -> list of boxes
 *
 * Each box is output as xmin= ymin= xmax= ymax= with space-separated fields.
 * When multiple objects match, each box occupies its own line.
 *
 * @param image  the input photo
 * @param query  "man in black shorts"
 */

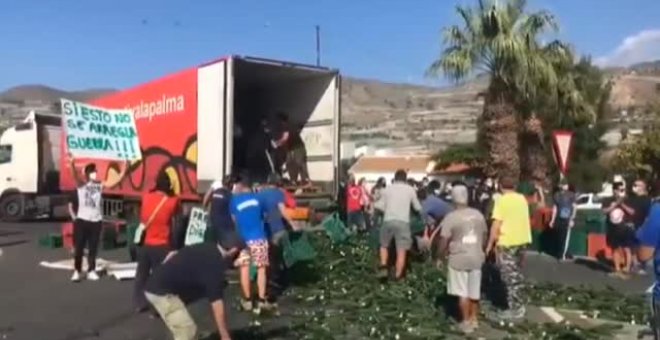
xmin=145 ymin=242 xmax=234 ymax=340
xmin=603 ymin=182 xmax=636 ymax=278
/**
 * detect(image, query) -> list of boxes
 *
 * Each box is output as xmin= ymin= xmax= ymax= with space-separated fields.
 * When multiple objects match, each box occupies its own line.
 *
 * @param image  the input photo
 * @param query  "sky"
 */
xmin=1 ymin=0 xmax=660 ymax=91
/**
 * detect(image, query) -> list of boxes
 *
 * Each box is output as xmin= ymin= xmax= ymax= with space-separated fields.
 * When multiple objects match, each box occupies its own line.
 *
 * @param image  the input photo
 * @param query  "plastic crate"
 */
xmin=282 ymin=231 xmax=317 ymax=268
xmin=322 ymin=213 xmax=350 ymax=244
xmin=39 ymin=233 xmax=63 ymax=249
xmin=531 ymin=229 xmax=542 ymax=251
xmin=567 ymin=229 xmax=588 ymax=257
xmin=587 ymin=233 xmax=613 ymax=260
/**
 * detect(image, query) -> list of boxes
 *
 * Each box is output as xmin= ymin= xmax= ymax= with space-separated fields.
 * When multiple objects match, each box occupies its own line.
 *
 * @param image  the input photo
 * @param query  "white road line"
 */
xmin=540 ymin=306 xmax=565 ymax=323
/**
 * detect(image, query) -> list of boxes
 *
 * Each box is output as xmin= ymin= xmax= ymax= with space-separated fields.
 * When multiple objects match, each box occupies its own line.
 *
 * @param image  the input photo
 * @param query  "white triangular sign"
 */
xmin=553 ymin=132 xmax=573 ymax=174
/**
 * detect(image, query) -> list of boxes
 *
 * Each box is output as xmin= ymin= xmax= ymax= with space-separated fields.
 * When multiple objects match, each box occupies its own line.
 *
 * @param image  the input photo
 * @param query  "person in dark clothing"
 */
xmin=630 ymin=179 xmax=652 ymax=274
xmin=145 ymin=242 xmax=234 ymax=340
xmin=134 ymin=172 xmax=180 ymax=313
xmin=273 ymin=112 xmax=309 ymax=185
xmin=203 ymin=175 xmax=244 ymax=260
xmin=549 ymin=180 xmax=576 ymax=261
xmin=258 ymin=174 xmax=296 ymax=302
xmin=246 ymin=119 xmax=276 ymax=183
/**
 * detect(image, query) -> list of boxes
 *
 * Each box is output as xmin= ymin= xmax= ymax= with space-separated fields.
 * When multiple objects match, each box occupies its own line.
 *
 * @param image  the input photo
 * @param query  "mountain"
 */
xmin=1 ymin=59 xmax=658 ymax=152
xmin=0 ymin=84 xmax=115 ymax=103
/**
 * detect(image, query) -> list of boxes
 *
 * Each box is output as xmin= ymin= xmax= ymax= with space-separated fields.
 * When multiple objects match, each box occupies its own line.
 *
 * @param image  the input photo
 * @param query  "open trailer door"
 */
xmin=233 ymin=56 xmax=340 ymax=199
xmin=196 ymin=58 xmax=233 ymax=193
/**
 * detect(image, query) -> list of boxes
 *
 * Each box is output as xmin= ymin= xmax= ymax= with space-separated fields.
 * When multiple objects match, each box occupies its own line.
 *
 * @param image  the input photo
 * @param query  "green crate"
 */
xmin=101 ymin=226 xmax=118 ymax=250
xmin=369 ymin=226 xmax=381 ymax=249
xmin=322 ymin=213 xmax=350 ymax=245
xmin=410 ymin=215 xmax=425 ymax=235
xmin=567 ymin=229 xmax=588 ymax=257
xmin=531 ymin=229 xmax=542 ymax=251
xmin=282 ymin=231 xmax=317 ymax=268
xmin=39 ymin=233 xmax=63 ymax=249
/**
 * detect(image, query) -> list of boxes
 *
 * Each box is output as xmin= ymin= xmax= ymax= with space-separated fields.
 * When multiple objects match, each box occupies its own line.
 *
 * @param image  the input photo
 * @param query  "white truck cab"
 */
xmin=0 ymin=111 xmax=66 ymax=220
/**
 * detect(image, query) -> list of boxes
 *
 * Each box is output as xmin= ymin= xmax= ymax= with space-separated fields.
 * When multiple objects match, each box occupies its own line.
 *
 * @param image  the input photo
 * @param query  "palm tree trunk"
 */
xmin=521 ymin=114 xmax=550 ymax=187
xmin=479 ymin=89 xmax=520 ymax=181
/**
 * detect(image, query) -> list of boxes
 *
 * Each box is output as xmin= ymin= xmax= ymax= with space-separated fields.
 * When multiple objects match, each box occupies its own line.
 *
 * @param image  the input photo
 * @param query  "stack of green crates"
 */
xmin=39 ymin=233 xmax=63 ymax=249
xmin=567 ymin=209 xmax=603 ymax=257
xmin=574 ymin=209 xmax=607 ymax=234
xmin=531 ymin=229 xmax=543 ymax=252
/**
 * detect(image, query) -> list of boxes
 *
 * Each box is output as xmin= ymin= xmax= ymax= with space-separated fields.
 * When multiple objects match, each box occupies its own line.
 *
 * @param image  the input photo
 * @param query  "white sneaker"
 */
xmin=87 ymin=271 xmax=100 ymax=281
xmin=71 ymin=271 xmax=82 ymax=282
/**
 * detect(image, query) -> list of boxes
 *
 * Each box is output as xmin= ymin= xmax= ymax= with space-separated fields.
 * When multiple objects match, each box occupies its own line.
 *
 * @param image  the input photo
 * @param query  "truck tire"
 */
xmin=0 ymin=194 xmax=25 ymax=222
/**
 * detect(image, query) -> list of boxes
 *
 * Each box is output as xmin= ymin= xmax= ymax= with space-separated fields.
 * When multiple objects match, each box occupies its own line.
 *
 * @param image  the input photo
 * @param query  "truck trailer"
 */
xmin=0 ymin=56 xmax=340 ymax=221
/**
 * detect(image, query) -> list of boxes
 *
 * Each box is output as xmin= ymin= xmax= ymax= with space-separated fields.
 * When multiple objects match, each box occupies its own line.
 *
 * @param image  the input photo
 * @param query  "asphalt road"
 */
xmin=0 ymin=222 xmax=296 ymax=340
xmin=0 ymin=221 xmax=654 ymax=340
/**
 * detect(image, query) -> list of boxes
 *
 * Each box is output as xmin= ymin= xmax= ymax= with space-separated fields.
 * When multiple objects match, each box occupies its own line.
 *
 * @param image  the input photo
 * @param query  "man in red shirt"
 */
xmin=346 ymin=175 xmax=365 ymax=233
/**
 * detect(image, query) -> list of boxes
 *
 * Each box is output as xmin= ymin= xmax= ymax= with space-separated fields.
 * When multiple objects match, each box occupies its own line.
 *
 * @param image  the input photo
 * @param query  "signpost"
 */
xmin=61 ymin=99 xmax=142 ymax=160
xmin=552 ymin=130 xmax=575 ymax=260
xmin=552 ymin=130 xmax=574 ymax=179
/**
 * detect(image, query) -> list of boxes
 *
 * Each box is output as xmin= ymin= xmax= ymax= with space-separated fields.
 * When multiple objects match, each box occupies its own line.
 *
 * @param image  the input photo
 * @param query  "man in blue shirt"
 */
xmin=258 ymin=174 xmax=296 ymax=301
xmin=419 ymin=188 xmax=453 ymax=228
xmin=635 ymin=189 xmax=660 ymax=338
xmin=230 ymin=177 xmax=271 ymax=313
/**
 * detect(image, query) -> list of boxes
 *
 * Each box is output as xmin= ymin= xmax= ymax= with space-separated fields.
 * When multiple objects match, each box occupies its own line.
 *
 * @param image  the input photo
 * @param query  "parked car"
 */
xmin=575 ymin=193 xmax=612 ymax=210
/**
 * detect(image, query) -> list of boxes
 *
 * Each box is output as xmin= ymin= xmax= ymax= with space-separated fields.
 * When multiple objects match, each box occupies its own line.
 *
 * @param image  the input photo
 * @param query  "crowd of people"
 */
xmin=341 ymin=172 xmax=660 ymax=335
xmin=63 ymin=147 xmax=660 ymax=338
xmin=66 ymin=152 xmax=300 ymax=340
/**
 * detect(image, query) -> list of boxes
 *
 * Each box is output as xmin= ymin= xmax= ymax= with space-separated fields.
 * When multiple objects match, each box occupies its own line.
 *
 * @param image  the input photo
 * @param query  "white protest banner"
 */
xmin=184 ymin=207 xmax=208 ymax=246
xmin=61 ymin=99 xmax=142 ymax=160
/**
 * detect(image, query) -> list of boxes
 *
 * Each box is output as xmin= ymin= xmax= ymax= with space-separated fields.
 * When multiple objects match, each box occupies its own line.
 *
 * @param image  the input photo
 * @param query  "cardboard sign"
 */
xmin=184 ymin=207 xmax=208 ymax=246
xmin=552 ymin=130 xmax=574 ymax=176
xmin=61 ymin=99 xmax=142 ymax=160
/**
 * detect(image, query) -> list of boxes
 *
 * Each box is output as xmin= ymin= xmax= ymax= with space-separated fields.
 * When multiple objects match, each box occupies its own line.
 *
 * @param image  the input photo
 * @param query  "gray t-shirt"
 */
xmin=439 ymin=207 xmax=487 ymax=271
xmin=375 ymin=182 xmax=421 ymax=223
xmin=76 ymin=181 xmax=103 ymax=222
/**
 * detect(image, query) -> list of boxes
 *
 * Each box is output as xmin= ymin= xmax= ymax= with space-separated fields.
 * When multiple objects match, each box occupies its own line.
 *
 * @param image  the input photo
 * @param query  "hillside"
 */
xmin=1 ymin=60 xmax=659 ymax=153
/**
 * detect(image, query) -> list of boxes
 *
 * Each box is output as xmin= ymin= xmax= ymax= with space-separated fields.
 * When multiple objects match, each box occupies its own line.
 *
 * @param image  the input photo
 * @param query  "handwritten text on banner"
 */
xmin=61 ymin=99 xmax=142 ymax=160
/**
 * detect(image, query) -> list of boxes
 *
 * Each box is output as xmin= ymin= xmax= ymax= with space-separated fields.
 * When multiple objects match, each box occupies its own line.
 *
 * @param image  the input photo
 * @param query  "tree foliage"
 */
xmin=613 ymin=104 xmax=660 ymax=179
xmin=428 ymin=0 xmax=583 ymax=181
xmin=434 ymin=143 xmax=485 ymax=170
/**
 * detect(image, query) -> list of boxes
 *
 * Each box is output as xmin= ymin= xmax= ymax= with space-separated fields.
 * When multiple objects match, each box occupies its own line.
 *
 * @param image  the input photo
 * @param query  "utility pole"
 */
xmin=315 ymin=25 xmax=321 ymax=66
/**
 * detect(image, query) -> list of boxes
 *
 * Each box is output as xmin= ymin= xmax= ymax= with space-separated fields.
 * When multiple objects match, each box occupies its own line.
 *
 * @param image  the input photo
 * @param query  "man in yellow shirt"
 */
xmin=486 ymin=177 xmax=531 ymax=320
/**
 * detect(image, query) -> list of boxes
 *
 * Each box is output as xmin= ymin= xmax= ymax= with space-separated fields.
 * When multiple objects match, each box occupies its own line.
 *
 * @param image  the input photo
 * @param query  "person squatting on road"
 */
xmin=68 ymin=156 xmax=127 ymax=282
xmin=375 ymin=169 xmax=422 ymax=280
xmin=133 ymin=172 xmax=181 ymax=313
xmin=230 ymin=177 xmax=273 ymax=313
xmin=436 ymin=185 xmax=487 ymax=334
xmin=144 ymin=241 xmax=234 ymax=340
xmin=485 ymin=176 xmax=532 ymax=320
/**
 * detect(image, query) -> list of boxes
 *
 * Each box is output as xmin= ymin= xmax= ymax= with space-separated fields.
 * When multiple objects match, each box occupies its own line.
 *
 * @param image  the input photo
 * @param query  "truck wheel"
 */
xmin=0 ymin=194 xmax=25 ymax=221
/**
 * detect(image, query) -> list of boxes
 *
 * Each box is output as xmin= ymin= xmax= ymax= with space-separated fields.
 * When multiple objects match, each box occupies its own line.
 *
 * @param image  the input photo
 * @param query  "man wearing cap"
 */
xmin=436 ymin=185 xmax=487 ymax=334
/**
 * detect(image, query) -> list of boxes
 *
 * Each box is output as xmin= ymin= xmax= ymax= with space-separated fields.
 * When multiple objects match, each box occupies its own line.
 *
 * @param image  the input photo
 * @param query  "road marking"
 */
xmin=540 ymin=306 xmax=565 ymax=323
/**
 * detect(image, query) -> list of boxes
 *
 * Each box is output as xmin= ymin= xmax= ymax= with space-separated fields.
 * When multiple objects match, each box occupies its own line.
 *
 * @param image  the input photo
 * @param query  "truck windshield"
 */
xmin=0 ymin=145 xmax=11 ymax=164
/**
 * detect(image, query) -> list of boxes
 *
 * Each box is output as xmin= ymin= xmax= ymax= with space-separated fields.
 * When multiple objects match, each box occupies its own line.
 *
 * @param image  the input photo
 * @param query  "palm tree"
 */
xmin=428 ymin=0 xmax=570 ymax=181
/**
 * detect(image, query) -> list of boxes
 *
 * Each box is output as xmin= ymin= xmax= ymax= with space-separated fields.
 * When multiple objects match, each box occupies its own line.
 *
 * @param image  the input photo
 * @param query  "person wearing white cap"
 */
xmin=435 ymin=184 xmax=487 ymax=334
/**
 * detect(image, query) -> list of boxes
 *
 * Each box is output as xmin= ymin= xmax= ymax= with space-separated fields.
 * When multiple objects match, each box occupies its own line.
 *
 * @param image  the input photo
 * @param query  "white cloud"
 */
xmin=595 ymin=29 xmax=660 ymax=67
